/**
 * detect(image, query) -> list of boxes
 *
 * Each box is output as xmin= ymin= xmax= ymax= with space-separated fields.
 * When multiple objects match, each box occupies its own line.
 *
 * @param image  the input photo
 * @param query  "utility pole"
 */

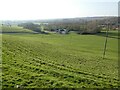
xmin=103 ymin=21 xmax=110 ymax=59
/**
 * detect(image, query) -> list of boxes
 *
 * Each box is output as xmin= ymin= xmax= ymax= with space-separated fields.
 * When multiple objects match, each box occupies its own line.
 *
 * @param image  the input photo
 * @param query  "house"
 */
xmin=55 ymin=29 xmax=69 ymax=34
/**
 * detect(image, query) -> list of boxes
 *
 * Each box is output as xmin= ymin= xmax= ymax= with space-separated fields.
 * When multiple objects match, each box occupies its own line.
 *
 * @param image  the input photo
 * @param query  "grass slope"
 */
xmin=2 ymin=27 xmax=119 ymax=88
xmin=1 ymin=26 xmax=35 ymax=33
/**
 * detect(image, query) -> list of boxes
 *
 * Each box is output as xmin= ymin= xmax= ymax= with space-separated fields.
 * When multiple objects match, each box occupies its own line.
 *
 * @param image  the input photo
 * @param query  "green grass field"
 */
xmin=1 ymin=26 xmax=119 ymax=88
xmin=1 ymin=26 xmax=35 ymax=33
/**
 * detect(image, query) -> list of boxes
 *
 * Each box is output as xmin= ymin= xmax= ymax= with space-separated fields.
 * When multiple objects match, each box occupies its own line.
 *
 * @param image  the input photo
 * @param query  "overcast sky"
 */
xmin=0 ymin=0 xmax=119 ymax=20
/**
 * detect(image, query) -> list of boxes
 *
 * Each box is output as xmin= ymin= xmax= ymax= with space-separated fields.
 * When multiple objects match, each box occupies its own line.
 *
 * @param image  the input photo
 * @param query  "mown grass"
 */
xmin=97 ymin=30 xmax=119 ymax=39
xmin=1 ymin=26 xmax=35 ymax=33
xmin=1 ymin=26 xmax=119 ymax=88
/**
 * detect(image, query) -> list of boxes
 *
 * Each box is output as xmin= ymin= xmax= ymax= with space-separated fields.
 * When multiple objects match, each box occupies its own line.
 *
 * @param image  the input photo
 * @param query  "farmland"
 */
xmin=1 ymin=26 xmax=119 ymax=88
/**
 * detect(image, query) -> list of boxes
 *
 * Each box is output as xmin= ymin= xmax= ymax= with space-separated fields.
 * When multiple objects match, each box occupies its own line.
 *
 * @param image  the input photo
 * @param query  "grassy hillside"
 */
xmin=97 ymin=30 xmax=118 ymax=39
xmin=1 ymin=26 xmax=35 ymax=33
xmin=2 ymin=27 xmax=119 ymax=88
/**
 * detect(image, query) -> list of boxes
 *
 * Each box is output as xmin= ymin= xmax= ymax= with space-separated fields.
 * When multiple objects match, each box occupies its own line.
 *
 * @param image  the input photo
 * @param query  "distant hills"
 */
xmin=2 ymin=16 xmax=118 ymax=25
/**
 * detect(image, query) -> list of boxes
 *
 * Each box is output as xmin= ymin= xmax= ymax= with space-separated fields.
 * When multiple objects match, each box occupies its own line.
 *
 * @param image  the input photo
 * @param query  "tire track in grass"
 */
xmin=2 ymin=64 xmax=101 ymax=88
xmin=2 ymin=64 xmax=80 ymax=88
xmin=3 ymin=55 xmax=119 ymax=88
xmin=2 ymin=46 xmax=119 ymax=87
xmin=2 ymin=34 xmax=119 ymax=88
xmin=6 ymin=43 xmax=117 ymax=83
xmin=13 ymin=43 xmax=118 ymax=83
xmin=31 ymin=56 xmax=119 ymax=82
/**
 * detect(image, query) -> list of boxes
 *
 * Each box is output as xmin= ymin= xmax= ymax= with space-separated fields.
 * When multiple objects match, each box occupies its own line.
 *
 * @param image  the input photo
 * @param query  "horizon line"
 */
xmin=1 ymin=15 xmax=118 ymax=21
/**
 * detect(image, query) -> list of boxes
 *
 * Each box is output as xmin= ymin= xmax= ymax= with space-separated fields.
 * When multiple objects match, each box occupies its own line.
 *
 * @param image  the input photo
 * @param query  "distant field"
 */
xmin=1 ymin=26 xmax=35 ymax=33
xmin=2 ymin=26 xmax=119 ymax=88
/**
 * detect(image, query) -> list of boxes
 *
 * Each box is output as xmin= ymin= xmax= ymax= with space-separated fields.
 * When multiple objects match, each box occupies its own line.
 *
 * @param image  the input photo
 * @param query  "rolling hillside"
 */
xmin=2 ymin=26 xmax=119 ymax=88
xmin=1 ymin=26 xmax=35 ymax=33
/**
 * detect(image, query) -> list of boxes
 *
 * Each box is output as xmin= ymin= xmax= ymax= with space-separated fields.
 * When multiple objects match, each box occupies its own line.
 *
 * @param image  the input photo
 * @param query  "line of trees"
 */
xmin=18 ymin=23 xmax=41 ymax=33
xmin=17 ymin=17 xmax=118 ymax=34
xmin=43 ymin=20 xmax=101 ymax=34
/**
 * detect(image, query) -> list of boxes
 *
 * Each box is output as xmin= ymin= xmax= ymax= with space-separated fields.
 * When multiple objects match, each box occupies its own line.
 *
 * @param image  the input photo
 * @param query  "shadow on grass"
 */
xmin=1 ymin=31 xmax=50 ymax=35
xmin=95 ymin=31 xmax=119 ymax=39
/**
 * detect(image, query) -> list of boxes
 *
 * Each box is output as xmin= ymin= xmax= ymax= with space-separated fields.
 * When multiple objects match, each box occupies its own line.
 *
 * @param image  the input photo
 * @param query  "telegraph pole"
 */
xmin=103 ymin=22 xmax=110 ymax=59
